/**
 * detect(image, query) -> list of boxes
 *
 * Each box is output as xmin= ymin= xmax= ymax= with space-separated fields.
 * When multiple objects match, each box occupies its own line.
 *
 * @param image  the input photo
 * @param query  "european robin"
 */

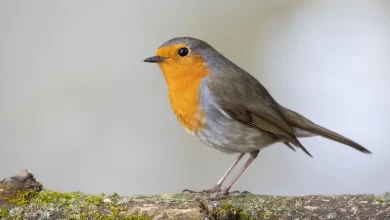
xmin=144 ymin=37 xmax=372 ymax=197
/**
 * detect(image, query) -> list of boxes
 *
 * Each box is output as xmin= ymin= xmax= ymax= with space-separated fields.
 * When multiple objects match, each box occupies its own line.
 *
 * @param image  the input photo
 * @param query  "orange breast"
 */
xmin=158 ymin=58 xmax=209 ymax=133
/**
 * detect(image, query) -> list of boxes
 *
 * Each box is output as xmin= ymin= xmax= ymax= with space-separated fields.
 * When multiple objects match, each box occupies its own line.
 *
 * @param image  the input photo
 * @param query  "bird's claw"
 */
xmin=181 ymin=189 xmax=213 ymax=194
xmin=229 ymin=190 xmax=252 ymax=196
xmin=181 ymin=189 xmax=196 ymax=194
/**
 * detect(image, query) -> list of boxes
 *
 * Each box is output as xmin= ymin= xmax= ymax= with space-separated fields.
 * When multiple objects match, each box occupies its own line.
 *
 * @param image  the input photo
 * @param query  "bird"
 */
xmin=143 ymin=37 xmax=372 ymax=197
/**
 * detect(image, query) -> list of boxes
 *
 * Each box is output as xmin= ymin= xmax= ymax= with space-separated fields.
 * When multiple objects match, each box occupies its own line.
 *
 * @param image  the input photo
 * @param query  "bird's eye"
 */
xmin=178 ymin=47 xmax=189 ymax=57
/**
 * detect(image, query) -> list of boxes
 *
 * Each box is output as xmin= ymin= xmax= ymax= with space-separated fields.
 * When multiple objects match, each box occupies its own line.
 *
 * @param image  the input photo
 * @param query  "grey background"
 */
xmin=1 ymin=0 xmax=389 ymax=196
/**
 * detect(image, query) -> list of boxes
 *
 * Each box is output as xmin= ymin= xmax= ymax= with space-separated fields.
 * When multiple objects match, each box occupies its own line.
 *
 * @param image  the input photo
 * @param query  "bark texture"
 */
xmin=0 ymin=170 xmax=389 ymax=220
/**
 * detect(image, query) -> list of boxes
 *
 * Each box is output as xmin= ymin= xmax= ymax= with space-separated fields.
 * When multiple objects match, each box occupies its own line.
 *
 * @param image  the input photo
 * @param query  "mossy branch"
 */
xmin=0 ymin=170 xmax=389 ymax=220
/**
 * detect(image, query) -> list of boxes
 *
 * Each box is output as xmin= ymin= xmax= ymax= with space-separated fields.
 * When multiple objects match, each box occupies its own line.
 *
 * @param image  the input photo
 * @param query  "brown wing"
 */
xmin=218 ymin=102 xmax=312 ymax=157
xmin=206 ymin=71 xmax=312 ymax=157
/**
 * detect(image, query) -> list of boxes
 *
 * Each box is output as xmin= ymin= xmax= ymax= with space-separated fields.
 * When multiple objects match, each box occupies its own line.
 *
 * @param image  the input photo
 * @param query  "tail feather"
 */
xmin=278 ymin=104 xmax=372 ymax=154
xmin=304 ymin=122 xmax=371 ymax=154
xmin=284 ymin=142 xmax=296 ymax=152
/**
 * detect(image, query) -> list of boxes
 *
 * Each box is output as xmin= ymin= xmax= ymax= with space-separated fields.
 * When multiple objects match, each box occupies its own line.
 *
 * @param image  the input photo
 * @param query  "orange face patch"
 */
xmin=156 ymin=44 xmax=209 ymax=133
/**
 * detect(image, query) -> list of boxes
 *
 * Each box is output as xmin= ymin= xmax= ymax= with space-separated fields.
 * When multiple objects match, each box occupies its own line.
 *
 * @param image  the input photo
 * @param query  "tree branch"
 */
xmin=0 ymin=170 xmax=389 ymax=219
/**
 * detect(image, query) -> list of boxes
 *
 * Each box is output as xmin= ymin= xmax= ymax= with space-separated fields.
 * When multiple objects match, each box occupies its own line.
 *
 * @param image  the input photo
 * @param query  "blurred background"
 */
xmin=0 ymin=0 xmax=389 ymax=196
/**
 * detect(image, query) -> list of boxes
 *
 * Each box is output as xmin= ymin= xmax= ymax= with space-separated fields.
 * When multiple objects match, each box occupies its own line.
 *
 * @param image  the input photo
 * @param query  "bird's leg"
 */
xmin=207 ymin=153 xmax=245 ymax=193
xmin=219 ymin=150 xmax=259 ymax=197
xmin=181 ymin=153 xmax=245 ymax=194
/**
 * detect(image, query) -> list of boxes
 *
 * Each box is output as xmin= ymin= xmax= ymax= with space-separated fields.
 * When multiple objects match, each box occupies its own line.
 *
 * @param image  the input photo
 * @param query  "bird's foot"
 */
xmin=181 ymin=184 xmax=221 ymax=194
xmin=229 ymin=190 xmax=252 ymax=197
xmin=206 ymin=184 xmax=222 ymax=193
xmin=206 ymin=189 xmax=252 ymax=201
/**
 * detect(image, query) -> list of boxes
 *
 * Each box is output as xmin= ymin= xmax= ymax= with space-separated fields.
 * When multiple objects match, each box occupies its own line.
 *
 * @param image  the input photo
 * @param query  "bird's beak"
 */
xmin=143 ymin=56 xmax=166 ymax=63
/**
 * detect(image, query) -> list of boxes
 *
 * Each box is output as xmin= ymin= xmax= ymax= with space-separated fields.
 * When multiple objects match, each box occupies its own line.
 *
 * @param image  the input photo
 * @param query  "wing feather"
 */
xmin=206 ymin=73 xmax=312 ymax=157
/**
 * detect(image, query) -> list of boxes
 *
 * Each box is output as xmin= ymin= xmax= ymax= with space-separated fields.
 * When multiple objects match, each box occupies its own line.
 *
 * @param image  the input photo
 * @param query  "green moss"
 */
xmin=1 ymin=189 xmax=154 ymax=219
xmin=0 ymin=208 xmax=9 ymax=218
xmin=211 ymin=203 xmax=251 ymax=220
xmin=375 ymin=193 xmax=390 ymax=204
xmin=85 ymin=194 xmax=104 ymax=206
xmin=34 ymin=190 xmax=81 ymax=205
xmin=112 ymin=192 xmax=119 ymax=197
xmin=35 ymin=190 xmax=118 ymax=218
xmin=376 ymin=198 xmax=384 ymax=203
xmin=7 ymin=190 xmax=39 ymax=206
xmin=264 ymin=210 xmax=272 ymax=218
